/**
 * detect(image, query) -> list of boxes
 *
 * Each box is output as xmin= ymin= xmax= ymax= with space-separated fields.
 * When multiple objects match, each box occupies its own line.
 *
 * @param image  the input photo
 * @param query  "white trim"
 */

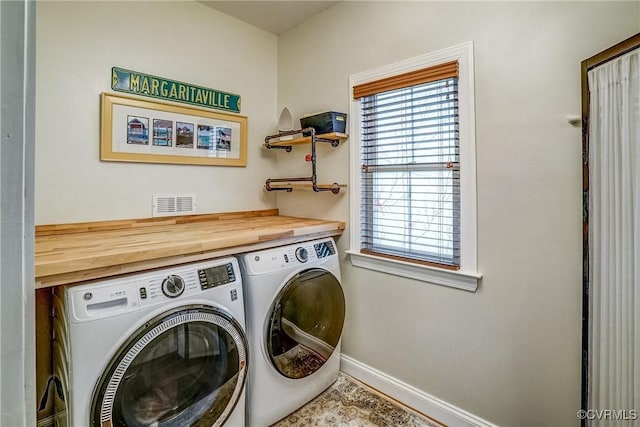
xmin=348 ymin=42 xmax=479 ymax=290
xmin=346 ymin=250 xmax=481 ymax=292
xmin=340 ymin=355 xmax=498 ymax=427
xmin=0 ymin=1 xmax=37 ymax=426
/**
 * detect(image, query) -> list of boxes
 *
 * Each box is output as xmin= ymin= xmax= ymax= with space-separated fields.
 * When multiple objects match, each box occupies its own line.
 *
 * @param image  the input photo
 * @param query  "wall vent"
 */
xmin=152 ymin=194 xmax=196 ymax=217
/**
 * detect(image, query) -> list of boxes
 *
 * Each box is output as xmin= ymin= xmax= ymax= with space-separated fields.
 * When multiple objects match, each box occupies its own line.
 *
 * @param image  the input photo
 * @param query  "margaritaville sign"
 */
xmin=111 ymin=67 xmax=241 ymax=113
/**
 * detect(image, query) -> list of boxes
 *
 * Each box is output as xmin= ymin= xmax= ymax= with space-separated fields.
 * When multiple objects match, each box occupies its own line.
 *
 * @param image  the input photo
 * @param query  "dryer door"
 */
xmin=91 ymin=305 xmax=247 ymax=427
xmin=267 ymin=268 xmax=345 ymax=379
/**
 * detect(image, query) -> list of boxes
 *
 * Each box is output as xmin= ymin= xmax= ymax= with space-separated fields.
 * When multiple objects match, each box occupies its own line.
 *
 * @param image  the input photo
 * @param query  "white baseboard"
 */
xmin=340 ymin=355 xmax=498 ymax=427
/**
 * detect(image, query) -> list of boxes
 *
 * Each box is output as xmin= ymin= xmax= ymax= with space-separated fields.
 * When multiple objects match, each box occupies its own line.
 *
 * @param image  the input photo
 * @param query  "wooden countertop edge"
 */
xmin=35 ymin=210 xmax=346 ymax=288
xmin=35 ymin=220 xmax=345 ymax=276
xmin=35 ymin=229 xmax=344 ymax=289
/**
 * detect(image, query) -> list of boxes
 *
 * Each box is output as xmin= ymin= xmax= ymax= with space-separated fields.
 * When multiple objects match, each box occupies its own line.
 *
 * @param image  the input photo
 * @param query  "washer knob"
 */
xmin=162 ymin=275 xmax=185 ymax=298
xmin=295 ymin=247 xmax=308 ymax=263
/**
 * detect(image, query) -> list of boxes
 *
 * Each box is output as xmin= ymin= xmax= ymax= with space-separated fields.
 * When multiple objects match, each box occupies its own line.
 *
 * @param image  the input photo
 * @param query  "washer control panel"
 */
xmin=161 ymin=275 xmax=185 ymax=298
xmin=198 ymin=262 xmax=236 ymax=290
xmin=138 ymin=271 xmax=199 ymax=303
xmin=69 ymin=257 xmax=241 ymax=321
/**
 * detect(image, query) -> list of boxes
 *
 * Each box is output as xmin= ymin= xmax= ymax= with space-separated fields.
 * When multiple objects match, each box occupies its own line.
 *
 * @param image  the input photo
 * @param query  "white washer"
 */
xmin=52 ymin=257 xmax=248 ymax=427
xmin=239 ymin=238 xmax=345 ymax=426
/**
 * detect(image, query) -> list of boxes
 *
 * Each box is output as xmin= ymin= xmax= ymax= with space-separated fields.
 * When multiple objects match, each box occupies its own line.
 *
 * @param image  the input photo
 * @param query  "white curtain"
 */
xmin=589 ymin=48 xmax=640 ymax=426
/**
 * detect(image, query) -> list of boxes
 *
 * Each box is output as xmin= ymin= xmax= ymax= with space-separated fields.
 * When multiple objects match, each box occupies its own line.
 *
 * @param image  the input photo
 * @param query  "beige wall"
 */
xmin=35 ymin=1 xmax=278 ymax=224
xmin=33 ymin=1 xmax=640 ymax=425
xmin=276 ymin=2 xmax=639 ymax=426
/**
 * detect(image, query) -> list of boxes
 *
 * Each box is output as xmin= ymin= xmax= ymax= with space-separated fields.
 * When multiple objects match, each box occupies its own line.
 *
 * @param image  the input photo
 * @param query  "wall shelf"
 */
xmin=265 ymin=182 xmax=347 ymax=193
xmin=264 ymin=132 xmax=348 ymax=150
xmin=264 ymin=128 xmax=347 ymax=194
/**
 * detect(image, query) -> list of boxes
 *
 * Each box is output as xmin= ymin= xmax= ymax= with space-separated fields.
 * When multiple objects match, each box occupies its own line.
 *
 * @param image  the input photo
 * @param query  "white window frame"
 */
xmin=346 ymin=42 xmax=481 ymax=291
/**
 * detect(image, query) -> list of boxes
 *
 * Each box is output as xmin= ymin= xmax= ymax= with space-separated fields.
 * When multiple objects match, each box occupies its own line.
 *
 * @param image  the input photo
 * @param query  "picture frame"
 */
xmin=100 ymin=92 xmax=247 ymax=166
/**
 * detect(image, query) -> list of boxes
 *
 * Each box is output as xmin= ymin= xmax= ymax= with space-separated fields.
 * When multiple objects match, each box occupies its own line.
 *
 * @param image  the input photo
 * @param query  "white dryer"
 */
xmin=52 ymin=257 xmax=248 ymax=427
xmin=239 ymin=238 xmax=345 ymax=426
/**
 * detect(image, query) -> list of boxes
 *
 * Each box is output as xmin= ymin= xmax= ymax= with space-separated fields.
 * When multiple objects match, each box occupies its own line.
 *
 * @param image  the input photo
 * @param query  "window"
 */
xmin=358 ymin=62 xmax=460 ymax=268
xmin=347 ymin=42 xmax=480 ymax=291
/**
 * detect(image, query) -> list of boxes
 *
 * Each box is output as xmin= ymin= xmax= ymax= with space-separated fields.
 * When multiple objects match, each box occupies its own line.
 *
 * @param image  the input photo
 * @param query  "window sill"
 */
xmin=345 ymin=250 xmax=482 ymax=292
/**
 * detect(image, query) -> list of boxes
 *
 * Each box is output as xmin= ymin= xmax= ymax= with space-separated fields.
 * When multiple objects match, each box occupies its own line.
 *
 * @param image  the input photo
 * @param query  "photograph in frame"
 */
xmin=101 ymin=92 xmax=248 ymax=166
xmin=176 ymin=122 xmax=194 ymax=148
xmin=127 ymin=116 xmax=149 ymax=145
xmin=152 ymin=119 xmax=173 ymax=147
xmin=197 ymin=125 xmax=214 ymax=150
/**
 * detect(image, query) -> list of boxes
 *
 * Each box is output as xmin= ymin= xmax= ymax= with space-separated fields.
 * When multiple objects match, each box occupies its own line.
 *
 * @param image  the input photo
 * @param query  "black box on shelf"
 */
xmin=300 ymin=111 xmax=347 ymax=136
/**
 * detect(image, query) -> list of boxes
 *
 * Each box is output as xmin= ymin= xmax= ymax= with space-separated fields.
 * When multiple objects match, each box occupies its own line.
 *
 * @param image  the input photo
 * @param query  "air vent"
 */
xmin=152 ymin=194 xmax=196 ymax=217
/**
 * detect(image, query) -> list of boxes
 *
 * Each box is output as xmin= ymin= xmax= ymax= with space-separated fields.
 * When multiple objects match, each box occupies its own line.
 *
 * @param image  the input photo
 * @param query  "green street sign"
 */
xmin=111 ymin=67 xmax=241 ymax=113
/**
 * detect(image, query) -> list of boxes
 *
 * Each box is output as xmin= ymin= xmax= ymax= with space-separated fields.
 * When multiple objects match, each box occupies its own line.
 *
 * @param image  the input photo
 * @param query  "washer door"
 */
xmin=267 ymin=268 xmax=345 ymax=379
xmin=91 ymin=305 xmax=247 ymax=427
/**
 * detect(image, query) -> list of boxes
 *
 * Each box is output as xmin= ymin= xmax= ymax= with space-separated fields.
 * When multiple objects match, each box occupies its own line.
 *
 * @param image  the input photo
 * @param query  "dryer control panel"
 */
xmin=241 ymin=238 xmax=338 ymax=276
xmin=313 ymin=240 xmax=336 ymax=259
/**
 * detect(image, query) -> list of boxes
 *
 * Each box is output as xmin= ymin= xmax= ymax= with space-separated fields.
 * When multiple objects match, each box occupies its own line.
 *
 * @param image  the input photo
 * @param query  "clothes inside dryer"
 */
xmin=91 ymin=307 xmax=246 ymax=427
xmin=267 ymin=268 xmax=345 ymax=379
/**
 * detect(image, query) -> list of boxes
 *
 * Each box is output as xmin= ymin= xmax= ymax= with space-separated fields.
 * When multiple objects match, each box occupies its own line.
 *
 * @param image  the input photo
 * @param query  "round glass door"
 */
xmin=91 ymin=305 xmax=248 ymax=427
xmin=267 ymin=268 xmax=345 ymax=379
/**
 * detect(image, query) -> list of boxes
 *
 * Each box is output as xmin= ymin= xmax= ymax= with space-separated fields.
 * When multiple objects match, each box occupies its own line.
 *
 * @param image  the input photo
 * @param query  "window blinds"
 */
xmin=356 ymin=63 xmax=460 ymax=269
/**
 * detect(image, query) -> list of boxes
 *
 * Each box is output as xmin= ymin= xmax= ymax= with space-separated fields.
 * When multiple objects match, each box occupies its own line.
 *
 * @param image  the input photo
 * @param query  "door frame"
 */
xmin=580 ymin=32 xmax=640 ymax=423
xmin=0 ymin=1 xmax=36 ymax=425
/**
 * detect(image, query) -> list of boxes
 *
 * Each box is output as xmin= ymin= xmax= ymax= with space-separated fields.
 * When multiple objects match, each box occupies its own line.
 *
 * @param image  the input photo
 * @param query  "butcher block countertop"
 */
xmin=35 ymin=209 xmax=345 ymax=288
